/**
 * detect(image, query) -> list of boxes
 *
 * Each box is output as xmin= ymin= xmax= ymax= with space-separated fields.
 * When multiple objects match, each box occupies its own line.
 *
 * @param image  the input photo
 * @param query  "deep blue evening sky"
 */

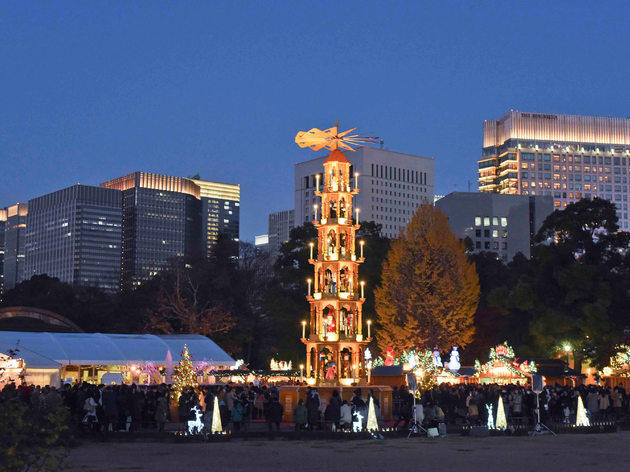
xmin=2 ymin=1 xmax=630 ymax=241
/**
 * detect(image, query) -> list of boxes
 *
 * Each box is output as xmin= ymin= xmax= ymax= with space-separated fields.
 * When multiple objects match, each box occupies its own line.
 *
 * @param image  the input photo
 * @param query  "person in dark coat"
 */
xmin=155 ymin=392 xmax=169 ymax=432
xmin=293 ymin=399 xmax=308 ymax=431
xmin=128 ymin=384 xmax=142 ymax=432
xmin=324 ymin=398 xmax=341 ymax=430
xmin=102 ymin=386 xmax=118 ymax=432
xmin=178 ymin=388 xmax=192 ymax=430
xmin=306 ymin=390 xmax=321 ymax=431
xmin=267 ymin=396 xmax=284 ymax=432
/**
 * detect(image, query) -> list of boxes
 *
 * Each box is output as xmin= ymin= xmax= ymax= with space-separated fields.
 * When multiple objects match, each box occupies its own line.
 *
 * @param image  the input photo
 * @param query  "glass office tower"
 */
xmin=479 ymin=111 xmax=630 ymax=229
xmin=2 ymin=203 xmax=28 ymax=292
xmin=24 ymin=185 xmax=122 ymax=291
xmin=101 ymin=172 xmax=203 ymax=286
xmin=191 ymin=179 xmax=240 ymax=258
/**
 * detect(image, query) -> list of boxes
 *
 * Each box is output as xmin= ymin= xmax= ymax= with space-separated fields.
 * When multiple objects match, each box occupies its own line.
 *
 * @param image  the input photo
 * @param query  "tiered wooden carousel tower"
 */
xmin=296 ymin=125 xmax=375 ymax=386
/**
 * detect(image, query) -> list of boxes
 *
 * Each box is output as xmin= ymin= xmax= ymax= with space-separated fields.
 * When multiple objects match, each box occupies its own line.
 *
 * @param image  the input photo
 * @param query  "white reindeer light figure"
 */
xmin=188 ymin=406 xmax=204 ymax=434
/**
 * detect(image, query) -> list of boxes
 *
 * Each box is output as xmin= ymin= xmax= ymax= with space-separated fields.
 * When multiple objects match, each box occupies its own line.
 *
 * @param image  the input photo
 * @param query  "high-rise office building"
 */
xmin=268 ymin=210 xmax=294 ymax=255
xmin=0 ymin=209 xmax=7 ymax=294
xmin=190 ymin=179 xmax=240 ymax=257
xmin=2 ymin=203 xmax=28 ymax=292
xmin=101 ymin=172 xmax=240 ymax=285
xmin=23 ymin=185 xmax=123 ymax=291
xmin=101 ymin=172 xmax=203 ymax=286
xmin=295 ymin=147 xmax=434 ymax=238
xmin=479 ymin=111 xmax=630 ymax=229
xmin=436 ymin=192 xmax=553 ymax=262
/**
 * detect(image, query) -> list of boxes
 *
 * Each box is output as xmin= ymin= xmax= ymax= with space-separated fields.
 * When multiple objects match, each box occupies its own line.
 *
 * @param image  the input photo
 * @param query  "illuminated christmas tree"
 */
xmin=211 ymin=395 xmax=223 ymax=433
xmin=366 ymin=397 xmax=379 ymax=431
xmin=172 ymin=344 xmax=198 ymax=403
xmin=576 ymin=395 xmax=590 ymax=427
xmin=495 ymin=395 xmax=507 ymax=429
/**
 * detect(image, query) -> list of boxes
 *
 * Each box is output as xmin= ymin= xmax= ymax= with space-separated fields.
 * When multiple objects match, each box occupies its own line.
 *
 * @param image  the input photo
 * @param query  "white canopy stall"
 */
xmin=0 ymin=331 xmax=236 ymax=387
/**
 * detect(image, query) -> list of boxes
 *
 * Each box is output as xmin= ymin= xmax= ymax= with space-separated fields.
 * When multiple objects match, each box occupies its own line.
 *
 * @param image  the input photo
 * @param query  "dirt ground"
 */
xmin=65 ymin=432 xmax=630 ymax=472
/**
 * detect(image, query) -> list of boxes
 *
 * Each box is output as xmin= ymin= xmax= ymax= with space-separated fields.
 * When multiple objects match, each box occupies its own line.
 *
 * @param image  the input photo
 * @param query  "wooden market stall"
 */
xmin=472 ymin=343 xmax=536 ymax=385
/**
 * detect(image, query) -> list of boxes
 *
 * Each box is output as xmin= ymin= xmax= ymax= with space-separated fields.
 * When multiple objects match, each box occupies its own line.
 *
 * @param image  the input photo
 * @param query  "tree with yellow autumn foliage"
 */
xmin=375 ymin=204 xmax=479 ymax=354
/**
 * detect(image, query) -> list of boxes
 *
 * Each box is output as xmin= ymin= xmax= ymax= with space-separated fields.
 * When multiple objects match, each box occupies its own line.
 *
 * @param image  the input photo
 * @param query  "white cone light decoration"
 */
xmin=367 ymin=397 xmax=379 ymax=431
xmin=495 ymin=396 xmax=507 ymax=429
xmin=576 ymin=395 xmax=590 ymax=427
xmin=212 ymin=395 xmax=223 ymax=433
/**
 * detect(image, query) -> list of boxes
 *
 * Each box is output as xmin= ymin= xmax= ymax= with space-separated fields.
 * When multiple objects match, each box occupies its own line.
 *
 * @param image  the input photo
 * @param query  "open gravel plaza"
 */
xmin=65 ymin=432 xmax=630 ymax=472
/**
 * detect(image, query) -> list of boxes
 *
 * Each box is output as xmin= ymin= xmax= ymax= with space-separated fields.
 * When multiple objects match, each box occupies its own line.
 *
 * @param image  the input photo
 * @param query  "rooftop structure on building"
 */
xmin=295 ymin=146 xmax=434 ymax=239
xmin=436 ymin=192 xmax=554 ymax=262
xmin=24 ymin=185 xmax=123 ymax=291
xmin=479 ymin=111 xmax=630 ymax=229
xmin=254 ymin=234 xmax=270 ymax=255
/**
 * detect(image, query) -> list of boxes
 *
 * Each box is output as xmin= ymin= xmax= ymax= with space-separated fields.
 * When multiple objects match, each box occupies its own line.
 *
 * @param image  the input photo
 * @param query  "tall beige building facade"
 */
xmin=479 ymin=111 xmax=630 ymax=229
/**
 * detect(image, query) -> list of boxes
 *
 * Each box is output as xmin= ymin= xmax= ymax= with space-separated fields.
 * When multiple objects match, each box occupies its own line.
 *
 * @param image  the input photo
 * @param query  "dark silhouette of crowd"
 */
xmin=391 ymin=382 xmax=629 ymax=429
xmin=3 ymin=379 xmax=627 ymax=434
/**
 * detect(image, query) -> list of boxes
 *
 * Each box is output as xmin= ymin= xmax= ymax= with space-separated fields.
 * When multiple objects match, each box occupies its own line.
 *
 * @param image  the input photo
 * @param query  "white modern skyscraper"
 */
xmin=295 ymin=147 xmax=434 ymax=238
xmin=479 ymin=111 xmax=630 ymax=229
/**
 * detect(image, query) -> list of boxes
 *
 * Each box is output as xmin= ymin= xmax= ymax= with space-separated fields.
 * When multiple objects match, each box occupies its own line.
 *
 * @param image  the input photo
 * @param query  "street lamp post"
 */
xmin=564 ymin=344 xmax=571 ymax=369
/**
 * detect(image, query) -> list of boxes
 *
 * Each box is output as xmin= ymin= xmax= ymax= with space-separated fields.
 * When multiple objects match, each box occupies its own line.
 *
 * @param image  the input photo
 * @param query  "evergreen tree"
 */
xmin=375 ymin=204 xmax=479 ymax=353
xmin=172 ymin=344 xmax=198 ymax=403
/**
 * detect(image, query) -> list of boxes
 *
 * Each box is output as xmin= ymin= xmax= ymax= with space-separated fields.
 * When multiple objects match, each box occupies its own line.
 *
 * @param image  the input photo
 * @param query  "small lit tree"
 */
xmin=172 ymin=344 xmax=198 ymax=404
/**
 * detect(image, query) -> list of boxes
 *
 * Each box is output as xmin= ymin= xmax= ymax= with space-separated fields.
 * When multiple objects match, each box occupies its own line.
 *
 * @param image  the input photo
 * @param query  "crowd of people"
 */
xmin=391 ymin=382 xmax=630 ymax=429
xmin=0 ymin=381 xmax=384 ymax=434
xmin=2 ymin=379 xmax=628 ymax=434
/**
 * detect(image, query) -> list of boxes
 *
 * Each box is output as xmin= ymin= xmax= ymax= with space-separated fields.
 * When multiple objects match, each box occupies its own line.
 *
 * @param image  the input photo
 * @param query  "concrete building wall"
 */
xmin=268 ymin=209 xmax=294 ymax=255
xmin=436 ymin=192 xmax=554 ymax=261
xmin=295 ymin=147 xmax=434 ymax=238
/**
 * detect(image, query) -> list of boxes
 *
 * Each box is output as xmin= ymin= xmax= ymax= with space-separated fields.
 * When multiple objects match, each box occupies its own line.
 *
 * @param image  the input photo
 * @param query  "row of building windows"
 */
xmin=371 ymin=164 xmax=428 ymax=185
xmin=475 ymin=229 xmax=508 ymax=238
xmin=474 ymin=240 xmax=508 ymax=251
xmin=474 ymin=216 xmax=508 ymax=227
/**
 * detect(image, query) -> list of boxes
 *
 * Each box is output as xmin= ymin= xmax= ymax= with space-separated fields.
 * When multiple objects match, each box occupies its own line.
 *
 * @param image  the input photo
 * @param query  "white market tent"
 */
xmin=0 ymin=331 xmax=236 ymax=387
